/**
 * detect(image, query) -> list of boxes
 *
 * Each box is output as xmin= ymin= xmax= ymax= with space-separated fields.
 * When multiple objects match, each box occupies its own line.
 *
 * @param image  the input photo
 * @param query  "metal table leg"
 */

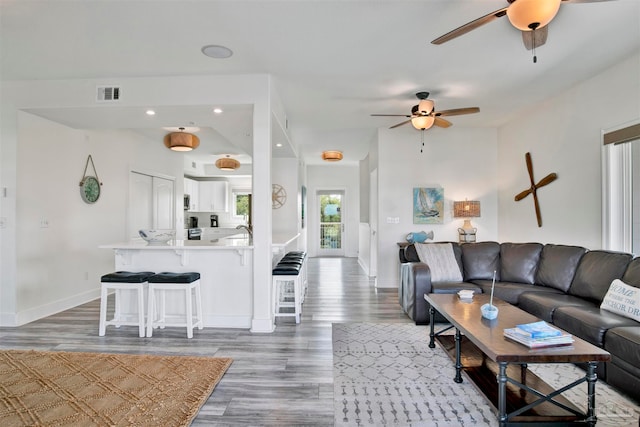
xmin=454 ymin=328 xmax=463 ymax=383
xmin=586 ymin=361 xmax=598 ymax=427
xmin=429 ymin=306 xmax=436 ymax=348
xmin=498 ymin=362 xmax=508 ymax=426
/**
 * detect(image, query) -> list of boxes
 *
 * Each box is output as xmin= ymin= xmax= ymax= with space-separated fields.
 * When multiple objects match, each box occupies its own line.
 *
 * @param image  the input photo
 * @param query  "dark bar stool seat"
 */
xmin=146 ymin=272 xmax=203 ymax=338
xmin=99 ymin=271 xmax=155 ymax=338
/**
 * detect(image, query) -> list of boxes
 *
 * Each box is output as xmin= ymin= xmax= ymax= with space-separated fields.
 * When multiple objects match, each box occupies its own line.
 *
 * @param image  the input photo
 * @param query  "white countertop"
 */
xmin=102 ymin=232 xmax=299 ymax=250
xmin=101 ymin=235 xmax=253 ymax=250
xmin=272 ymin=233 xmax=300 ymax=247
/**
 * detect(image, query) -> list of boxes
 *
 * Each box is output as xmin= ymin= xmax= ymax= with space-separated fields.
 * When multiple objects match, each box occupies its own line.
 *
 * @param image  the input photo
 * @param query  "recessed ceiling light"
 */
xmin=145 ymin=109 xmax=156 ymax=116
xmin=201 ymin=45 xmax=233 ymax=59
xmin=213 ymin=108 xmax=223 ymax=114
xmin=276 ymin=143 xmax=283 ymax=148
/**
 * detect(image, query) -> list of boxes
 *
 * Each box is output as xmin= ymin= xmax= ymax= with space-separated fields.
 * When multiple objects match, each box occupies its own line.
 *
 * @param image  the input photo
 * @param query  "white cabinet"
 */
xmin=199 ymin=181 xmax=228 ymax=212
xmin=184 ymin=177 xmax=199 ymax=211
xmin=129 ymin=172 xmax=175 ymax=239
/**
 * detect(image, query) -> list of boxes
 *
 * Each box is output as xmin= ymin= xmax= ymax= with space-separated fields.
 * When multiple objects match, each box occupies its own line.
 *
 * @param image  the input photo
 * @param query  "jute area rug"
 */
xmin=0 ymin=350 xmax=232 ymax=427
xmin=333 ymin=323 xmax=640 ymax=427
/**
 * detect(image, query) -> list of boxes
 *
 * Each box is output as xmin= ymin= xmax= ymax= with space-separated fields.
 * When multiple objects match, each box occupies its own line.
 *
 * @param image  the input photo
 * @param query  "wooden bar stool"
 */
xmin=273 ymin=264 xmax=302 ymax=324
xmin=146 ymin=272 xmax=203 ymax=338
xmin=99 ymin=271 xmax=155 ymax=338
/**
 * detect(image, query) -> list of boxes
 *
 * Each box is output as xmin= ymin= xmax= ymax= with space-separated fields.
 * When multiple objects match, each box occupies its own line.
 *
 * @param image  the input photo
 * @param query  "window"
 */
xmin=603 ymin=122 xmax=640 ymax=253
xmin=232 ymin=189 xmax=251 ymax=221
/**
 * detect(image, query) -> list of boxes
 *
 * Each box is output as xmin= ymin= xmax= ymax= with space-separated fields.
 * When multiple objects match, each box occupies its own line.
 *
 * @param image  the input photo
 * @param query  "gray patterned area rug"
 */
xmin=332 ymin=323 xmax=640 ymax=427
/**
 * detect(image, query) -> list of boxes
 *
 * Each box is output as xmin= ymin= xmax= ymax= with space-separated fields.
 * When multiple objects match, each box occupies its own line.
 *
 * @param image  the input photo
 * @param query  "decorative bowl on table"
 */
xmin=481 ymin=303 xmax=499 ymax=320
xmin=458 ymin=290 xmax=474 ymax=300
xmin=138 ymin=229 xmax=175 ymax=245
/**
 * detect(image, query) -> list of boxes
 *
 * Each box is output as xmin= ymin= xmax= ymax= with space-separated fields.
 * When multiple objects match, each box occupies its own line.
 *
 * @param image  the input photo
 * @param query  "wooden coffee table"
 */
xmin=424 ymin=293 xmax=611 ymax=427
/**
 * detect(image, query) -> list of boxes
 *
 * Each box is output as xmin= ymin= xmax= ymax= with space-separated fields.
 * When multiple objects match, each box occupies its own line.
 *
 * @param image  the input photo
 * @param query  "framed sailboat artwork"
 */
xmin=413 ymin=187 xmax=444 ymax=224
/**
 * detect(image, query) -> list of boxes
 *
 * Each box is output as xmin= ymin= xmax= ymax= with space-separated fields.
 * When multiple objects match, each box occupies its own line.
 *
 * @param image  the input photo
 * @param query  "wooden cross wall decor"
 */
xmin=514 ymin=152 xmax=557 ymax=227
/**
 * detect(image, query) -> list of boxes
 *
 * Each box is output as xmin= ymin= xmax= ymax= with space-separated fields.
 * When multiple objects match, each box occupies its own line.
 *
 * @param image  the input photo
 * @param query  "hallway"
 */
xmin=0 ymin=257 xmax=412 ymax=426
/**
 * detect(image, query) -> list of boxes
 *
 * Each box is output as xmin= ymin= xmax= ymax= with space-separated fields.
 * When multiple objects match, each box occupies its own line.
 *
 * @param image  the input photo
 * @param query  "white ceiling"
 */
xmin=2 ymin=0 xmax=639 ymax=169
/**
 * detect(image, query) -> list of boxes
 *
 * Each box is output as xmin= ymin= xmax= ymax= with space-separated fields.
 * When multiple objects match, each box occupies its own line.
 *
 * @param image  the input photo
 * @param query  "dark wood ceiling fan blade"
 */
xmin=389 ymin=119 xmax=412 ymax=129
xmin=434 ymin=117 xmax=452 ymax=128
xmin=371 ymin=114 xmax=411 ymax=117
xmin=522 ymin=25 xmax=548 ymax=50
xmin=431 ymin=7 xmax=508 ymax=45
xmin=537 ymin=173 xmax=558 ymax=187
xmin=514 ymin=188 xmax=532 ymax=201
xmin=526 ymin=152 xmax=535 ymax=186
xmin=436 ymin=107 xmax=480 ymax=117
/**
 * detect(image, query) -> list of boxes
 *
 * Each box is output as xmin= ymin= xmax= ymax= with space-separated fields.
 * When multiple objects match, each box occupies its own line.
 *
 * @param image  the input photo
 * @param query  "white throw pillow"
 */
xmin=414 ymin=243 xmax=463 ymax=283
xmin=600 ymin=279 xmax=640 ymax=322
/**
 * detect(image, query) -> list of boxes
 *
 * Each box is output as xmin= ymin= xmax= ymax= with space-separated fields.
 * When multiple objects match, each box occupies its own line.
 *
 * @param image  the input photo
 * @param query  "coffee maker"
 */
xmin=210 ymin=215 xmax=218 ymax=227
xmin=189 ymin=216 xmax=198 ymax=229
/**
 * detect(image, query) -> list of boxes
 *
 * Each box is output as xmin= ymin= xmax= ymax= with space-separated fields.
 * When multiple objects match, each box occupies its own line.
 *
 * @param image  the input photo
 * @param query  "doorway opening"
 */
xmin=318 ymin=190 xmax=345 ymax=256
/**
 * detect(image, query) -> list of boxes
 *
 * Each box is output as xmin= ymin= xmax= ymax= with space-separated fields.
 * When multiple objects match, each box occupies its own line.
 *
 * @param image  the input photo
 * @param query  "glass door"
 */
xmin=318 ymin=191 xmax=344 ymax=256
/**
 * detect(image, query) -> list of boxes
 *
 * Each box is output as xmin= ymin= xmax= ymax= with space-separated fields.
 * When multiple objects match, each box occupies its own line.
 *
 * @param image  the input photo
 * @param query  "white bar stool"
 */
xmin=99 ymin=271 xmax=155 ymax=338
xmin=146 ymin=272 xmax=203 ymax=338
xmin=272 ymin=264 xmax=302 ymax=324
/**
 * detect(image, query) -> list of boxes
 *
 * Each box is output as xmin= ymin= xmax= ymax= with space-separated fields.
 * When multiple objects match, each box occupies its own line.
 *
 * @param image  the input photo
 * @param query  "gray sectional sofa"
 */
xmin=398 ymin=241 xmax=640 ymax=403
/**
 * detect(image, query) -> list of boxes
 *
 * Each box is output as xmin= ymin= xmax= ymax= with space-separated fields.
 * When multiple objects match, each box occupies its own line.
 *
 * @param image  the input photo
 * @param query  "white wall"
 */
xmin=375 ymin=126 xmax=499 ymax=288
xmin=1 ymin=74 xmax=276 ymax=331
xmin=272 ymin=157 xmax=300 ymax=236
xmin=497 ymin=52 xmax=640 ymax=248
xmin=307 ymin=164 xmax=360 ymax=258
xmin=15 ymin=112 xmax=184 ymax=324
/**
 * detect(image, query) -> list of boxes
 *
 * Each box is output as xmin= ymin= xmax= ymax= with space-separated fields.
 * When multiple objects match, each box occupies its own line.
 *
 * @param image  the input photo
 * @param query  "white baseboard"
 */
xmin=374 ymin=278 xmax=399 ymax=289
xmin=203 ymin=314 xmax=252 ymax=329
xmin=250 ymin=317 xmax=275 ymax=333
xmin=11 ymin=288 xmax=101 ymax=327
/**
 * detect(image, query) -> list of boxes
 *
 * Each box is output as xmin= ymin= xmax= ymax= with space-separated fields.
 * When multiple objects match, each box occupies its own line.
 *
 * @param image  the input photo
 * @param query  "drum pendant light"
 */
xmin=164 ymin=128 xmax=200 ymax=152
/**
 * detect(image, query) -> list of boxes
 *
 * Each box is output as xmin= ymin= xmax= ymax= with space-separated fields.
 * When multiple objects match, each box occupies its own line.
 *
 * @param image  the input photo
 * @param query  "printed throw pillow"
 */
xmin=600 ymin=279 xmax=640 ymax=322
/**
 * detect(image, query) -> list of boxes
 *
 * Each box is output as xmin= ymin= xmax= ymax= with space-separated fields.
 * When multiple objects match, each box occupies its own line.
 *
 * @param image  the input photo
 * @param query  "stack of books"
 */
xmin=504 ymin=320 xmax=574 ymax=348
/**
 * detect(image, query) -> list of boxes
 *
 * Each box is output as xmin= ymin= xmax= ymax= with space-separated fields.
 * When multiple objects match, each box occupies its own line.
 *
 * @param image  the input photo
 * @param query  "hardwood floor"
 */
xmin=0 ymin=257 xmax=412 ymax=426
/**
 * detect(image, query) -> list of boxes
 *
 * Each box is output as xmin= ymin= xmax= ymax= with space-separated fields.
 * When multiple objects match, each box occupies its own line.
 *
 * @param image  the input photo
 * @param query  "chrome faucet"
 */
xmin=236 ymin=224 xmax=253 ymax=239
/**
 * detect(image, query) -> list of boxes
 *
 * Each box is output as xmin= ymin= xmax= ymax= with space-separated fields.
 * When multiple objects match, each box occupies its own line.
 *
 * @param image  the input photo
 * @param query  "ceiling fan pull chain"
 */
xmin=529 ymin=24 xmax=538 ymax=64
xmin=420 ymin=129 xmax=425 ymax=153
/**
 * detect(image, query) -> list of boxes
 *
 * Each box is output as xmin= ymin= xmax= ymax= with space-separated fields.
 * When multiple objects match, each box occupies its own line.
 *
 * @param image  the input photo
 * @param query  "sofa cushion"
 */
xmin=500 ymin=243 xmax=543 ymax=284
xmin=568 ymin=250 xmax=633 ymax=303
xmin=605 ymin=361 xmax=640 ymax=403
xmin=605 ymin=327 xmax=640 ymax=369
xmin=403 ymin=242 xmax=462 ymax=265
xmin=472 ymin=280 xmax=551 ymax=305
xmin=534 ymin=244 xmax=587 ymax=292
xmin=518 ymin=292 xmax=590 ymax=323
xmin=622 ymin=257 xmax=640 ymax=286
xmin=414 ymin=242 xmax=463 ymax=282
xmin=461 ymin=241 xmax=500 ymax=281
xmin=432 ymin=282 xmax=483 ymax=294
xmin=553 ymin=305 xmax=638 ymax=347
xmin=600 ymin=279 xmax=640 ymax=322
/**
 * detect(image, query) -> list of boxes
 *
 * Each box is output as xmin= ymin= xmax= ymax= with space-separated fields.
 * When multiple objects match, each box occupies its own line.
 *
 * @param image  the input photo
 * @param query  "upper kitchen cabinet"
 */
xmin=184 ymin=177 xmax=199 ymax=211
xmin=130 ymin=171 xmax=175 ymax=238
xmin=199 ymin=181 xmax=229 ymax=212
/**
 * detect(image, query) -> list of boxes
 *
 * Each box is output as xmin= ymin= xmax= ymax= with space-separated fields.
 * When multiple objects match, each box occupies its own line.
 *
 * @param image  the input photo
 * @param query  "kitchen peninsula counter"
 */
xmin=100 ymin=236 xmax=253 ymax=329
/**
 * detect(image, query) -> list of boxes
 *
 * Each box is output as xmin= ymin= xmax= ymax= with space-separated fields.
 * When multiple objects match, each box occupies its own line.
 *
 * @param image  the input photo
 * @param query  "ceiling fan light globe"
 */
xmin=506 ymin=0 xmax=561 ymax=31
xmin=411 ymin=116 xmax=435 ymax=130
xmin=418 ymin=99 xmax=434 ymax=115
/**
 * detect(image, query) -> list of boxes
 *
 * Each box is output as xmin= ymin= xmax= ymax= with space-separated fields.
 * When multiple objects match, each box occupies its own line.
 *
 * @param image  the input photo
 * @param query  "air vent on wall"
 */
xmin=96 ymin=86 xmax=120 ymax=102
